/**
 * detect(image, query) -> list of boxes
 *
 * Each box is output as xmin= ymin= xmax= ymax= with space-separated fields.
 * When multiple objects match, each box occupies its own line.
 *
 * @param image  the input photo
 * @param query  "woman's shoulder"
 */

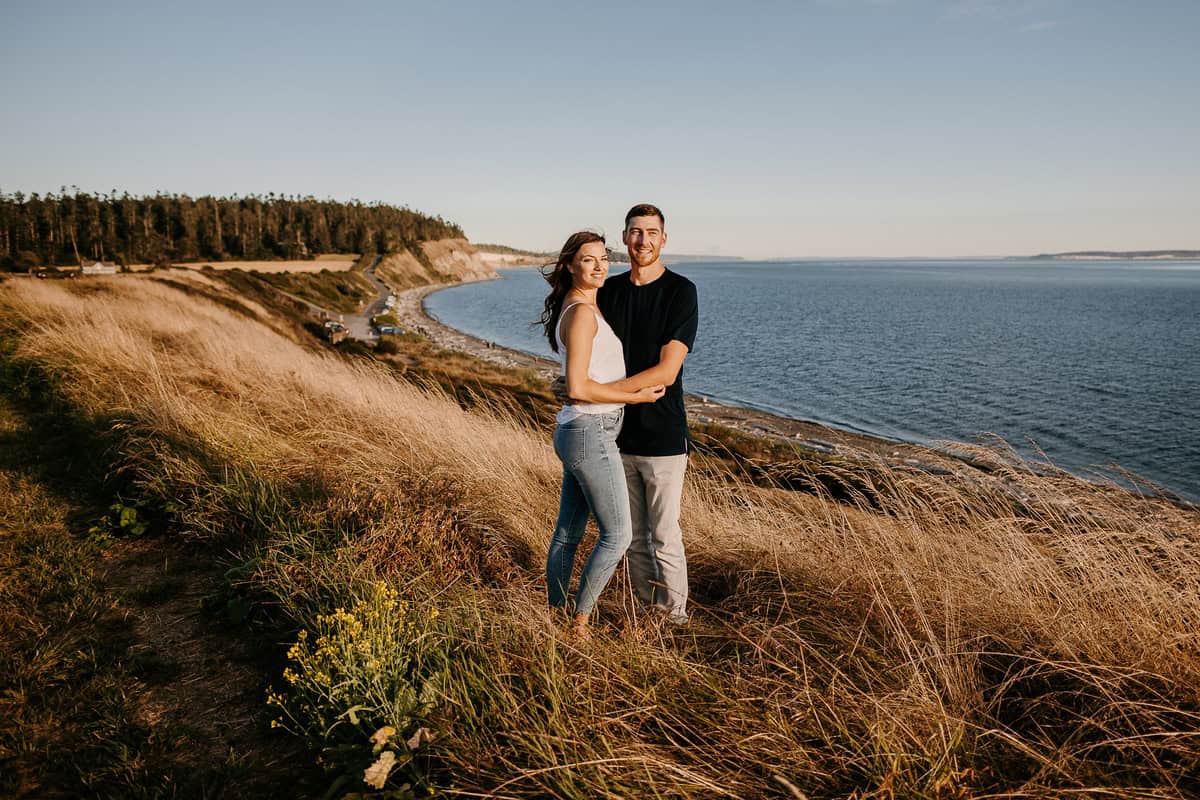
xmin=560 ymin=301 xmax=599 ymax=351
xmin=561 ymin=300 xmax=599 ymax=321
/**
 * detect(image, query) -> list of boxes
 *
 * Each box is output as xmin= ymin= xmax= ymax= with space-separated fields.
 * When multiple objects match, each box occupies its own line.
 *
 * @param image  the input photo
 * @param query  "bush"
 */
xmin=14 ymin=250 xmax=42 ymax=272
xmin=269 ymin=582 xmax=444 ymax=794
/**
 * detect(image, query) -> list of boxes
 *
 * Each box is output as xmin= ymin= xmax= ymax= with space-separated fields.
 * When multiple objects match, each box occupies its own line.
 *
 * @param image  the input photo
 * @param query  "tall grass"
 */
xmin=2 ymin=273 xmax=1197 ymax=797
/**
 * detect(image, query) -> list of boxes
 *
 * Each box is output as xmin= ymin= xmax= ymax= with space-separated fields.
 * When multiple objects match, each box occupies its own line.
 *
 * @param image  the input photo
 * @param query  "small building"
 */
xmin=80 ymin=259 xmax=118 ymax=275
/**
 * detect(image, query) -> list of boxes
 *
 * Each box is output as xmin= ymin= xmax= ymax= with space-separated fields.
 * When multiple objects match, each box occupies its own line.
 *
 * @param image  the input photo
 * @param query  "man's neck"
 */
xmin=628 ymin=260 xmax=666 ymax=286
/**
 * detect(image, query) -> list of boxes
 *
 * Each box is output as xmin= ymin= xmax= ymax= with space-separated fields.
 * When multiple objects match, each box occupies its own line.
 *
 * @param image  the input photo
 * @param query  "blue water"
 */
xmin=426 ymin=260 xmax=1200 ymax=502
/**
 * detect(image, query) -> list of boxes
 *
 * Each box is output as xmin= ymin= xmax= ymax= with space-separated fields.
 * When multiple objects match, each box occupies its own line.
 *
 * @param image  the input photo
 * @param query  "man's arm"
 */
xmin=612 ymin=279 xmax=698 ymax=391
xmin=608 ymin=340 xmax=689 ymax=391
xmin=560 ymin=306 xmax=666 ymax=405
xmin=548 ymin=340 xmax=686 ymax=402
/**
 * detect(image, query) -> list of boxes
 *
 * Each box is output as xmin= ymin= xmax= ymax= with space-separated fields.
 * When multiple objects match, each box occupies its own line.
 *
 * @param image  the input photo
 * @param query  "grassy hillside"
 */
xmin=249 ymin=263 xmax=377 ymax=313
xmin=1 ymin=271 xmax=1198 ymax=798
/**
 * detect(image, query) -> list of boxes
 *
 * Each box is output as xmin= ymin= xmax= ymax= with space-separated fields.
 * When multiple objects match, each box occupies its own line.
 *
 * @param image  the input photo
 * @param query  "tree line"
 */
xmin=0 ymin=190 xmax=465 ymax=271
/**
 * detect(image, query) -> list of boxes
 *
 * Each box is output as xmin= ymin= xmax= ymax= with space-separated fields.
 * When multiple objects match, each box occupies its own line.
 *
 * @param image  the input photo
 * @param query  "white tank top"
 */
xmin=555 ymin=302 xmax=626 ymax=424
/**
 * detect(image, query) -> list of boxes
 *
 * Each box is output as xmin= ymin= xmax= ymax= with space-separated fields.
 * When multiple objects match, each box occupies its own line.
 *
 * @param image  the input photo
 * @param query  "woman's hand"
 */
xmin=634 ymin=384 xmax=666 ymax=403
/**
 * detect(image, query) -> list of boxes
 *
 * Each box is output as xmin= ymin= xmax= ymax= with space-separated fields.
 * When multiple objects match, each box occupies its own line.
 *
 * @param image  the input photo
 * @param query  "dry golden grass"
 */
xmin=122 ymin=254 xmax=359 ymax=273
xmin=2 ymin=273 xmax=1198 ymax=797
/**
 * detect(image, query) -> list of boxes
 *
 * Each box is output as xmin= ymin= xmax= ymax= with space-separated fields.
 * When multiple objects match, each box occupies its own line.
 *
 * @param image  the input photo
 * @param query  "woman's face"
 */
xmin=569 ymin=241 xmax=609 ymax=290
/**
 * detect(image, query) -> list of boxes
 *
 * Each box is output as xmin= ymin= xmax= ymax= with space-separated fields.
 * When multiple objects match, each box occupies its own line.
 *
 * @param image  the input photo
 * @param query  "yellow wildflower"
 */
xmin=370 ymin=725 xmax=397 ymax=753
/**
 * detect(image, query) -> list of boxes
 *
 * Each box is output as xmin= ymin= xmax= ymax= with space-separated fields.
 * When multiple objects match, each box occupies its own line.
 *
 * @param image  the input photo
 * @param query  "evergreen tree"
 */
xmin=0 ymin=190 xmax=464 ymax=270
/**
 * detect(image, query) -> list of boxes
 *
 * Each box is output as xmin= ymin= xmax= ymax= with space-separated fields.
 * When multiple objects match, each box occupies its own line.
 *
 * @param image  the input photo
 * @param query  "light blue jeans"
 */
xmin=546 ymin=409 xmax=632 ymax=617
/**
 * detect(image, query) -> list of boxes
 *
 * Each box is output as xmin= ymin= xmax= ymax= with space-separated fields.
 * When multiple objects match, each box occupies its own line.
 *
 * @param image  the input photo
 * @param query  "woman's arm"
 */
xmin=562 ymin=305 xmax=664 ymax=405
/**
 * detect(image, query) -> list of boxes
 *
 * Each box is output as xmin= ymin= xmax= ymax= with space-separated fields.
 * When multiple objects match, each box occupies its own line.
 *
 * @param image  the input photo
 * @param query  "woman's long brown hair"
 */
xmin=540 ymin=230 xmax=606 ymax=353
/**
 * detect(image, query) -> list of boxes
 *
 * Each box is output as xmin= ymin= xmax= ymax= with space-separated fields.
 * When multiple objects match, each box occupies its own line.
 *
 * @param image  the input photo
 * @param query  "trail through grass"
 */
xmin=0 ymin=384 xmax=319 ymax=798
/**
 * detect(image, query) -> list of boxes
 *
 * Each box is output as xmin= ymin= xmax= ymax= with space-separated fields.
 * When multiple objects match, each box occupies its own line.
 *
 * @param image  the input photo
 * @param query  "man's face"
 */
xmin=622 ymin=215 xmax=666 ymax=268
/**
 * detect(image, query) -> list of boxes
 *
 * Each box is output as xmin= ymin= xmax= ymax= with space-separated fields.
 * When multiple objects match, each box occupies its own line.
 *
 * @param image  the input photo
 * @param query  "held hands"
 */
xmin=635 ymin=384 xmax=666 ymax=403
xmin=548 ymin=375 xmax=665 ymax=404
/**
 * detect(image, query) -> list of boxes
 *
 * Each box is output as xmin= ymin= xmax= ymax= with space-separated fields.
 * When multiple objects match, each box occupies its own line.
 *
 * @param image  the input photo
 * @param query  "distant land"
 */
xmin=475 ymin=243 xmax=744 ymax=265
xmin=1031 ymin=250 xmax=1200 ymax=260
xmin=664 ymin=253 xmax=746 ymax=263
xmin=482 ymin=247 xmax=1200 ymax=265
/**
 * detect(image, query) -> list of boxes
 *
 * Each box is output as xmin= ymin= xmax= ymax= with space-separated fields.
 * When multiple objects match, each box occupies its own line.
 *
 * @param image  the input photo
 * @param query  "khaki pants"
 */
xmin=621 ymin=453 xmax=689 ymax=623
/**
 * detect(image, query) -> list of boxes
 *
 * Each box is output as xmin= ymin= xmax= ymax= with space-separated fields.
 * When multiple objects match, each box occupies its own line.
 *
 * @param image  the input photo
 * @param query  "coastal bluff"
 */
xmin=375 ymin=238 xmax=498 ymax=290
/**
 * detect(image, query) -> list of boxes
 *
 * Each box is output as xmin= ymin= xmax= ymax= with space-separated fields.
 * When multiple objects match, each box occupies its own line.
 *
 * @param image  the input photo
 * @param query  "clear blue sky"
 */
xmin=2 ymin=0 xmax=1197 ymax=258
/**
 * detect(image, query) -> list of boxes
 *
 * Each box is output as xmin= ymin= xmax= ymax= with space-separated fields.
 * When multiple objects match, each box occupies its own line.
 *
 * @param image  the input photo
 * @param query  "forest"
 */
xmin=0 ymin=190 xmax=465 ymax=270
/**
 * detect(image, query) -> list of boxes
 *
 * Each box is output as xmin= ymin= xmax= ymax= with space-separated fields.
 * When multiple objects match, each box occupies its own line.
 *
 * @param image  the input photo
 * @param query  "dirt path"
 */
xmin=345 ymin=255 xmax=388 ymax=341
xmin=0 ymin=395 xmax=316 ymax=797
xmin=100 ymin=538 xmax=291 ymax=776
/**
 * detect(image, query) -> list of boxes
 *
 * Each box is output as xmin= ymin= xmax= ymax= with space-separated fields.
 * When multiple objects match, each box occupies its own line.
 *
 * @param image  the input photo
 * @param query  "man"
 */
xmin=587 ymin=203 xmax=699 ymax=624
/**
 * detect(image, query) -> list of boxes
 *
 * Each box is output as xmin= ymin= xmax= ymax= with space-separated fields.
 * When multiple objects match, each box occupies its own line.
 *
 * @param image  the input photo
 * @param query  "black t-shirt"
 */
xmin=597 ymin=268 xmax=699 ymax=456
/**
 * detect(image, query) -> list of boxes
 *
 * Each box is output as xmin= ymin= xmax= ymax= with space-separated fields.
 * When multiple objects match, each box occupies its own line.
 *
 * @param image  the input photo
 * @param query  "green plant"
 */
xmin=87 ymin=496 xmax=151 ymax=541
xmin=86 ymin=493 xmax=180 ymax=543
xmin=269 ymin=581 xmax=443 ymax=795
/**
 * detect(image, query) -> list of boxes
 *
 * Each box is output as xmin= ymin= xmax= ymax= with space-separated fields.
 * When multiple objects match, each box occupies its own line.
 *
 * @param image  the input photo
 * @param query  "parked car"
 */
xmin=375 ymin=325 xmax=404 ymax=335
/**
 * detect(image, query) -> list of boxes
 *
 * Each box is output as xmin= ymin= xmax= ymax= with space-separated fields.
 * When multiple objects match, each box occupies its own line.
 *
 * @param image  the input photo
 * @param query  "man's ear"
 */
xmin=621 ymin=228 xmax=630 ymax=246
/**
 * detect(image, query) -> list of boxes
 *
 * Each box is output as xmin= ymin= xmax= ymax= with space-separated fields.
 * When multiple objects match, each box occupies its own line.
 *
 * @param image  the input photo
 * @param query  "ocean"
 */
xmin=425 ymin=259 xmax=1200 ymax=502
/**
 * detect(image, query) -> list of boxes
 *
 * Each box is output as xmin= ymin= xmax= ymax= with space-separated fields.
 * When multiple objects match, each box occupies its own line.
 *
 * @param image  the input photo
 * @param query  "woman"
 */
xmin=540 ymin=231 xmax=665 ymax=638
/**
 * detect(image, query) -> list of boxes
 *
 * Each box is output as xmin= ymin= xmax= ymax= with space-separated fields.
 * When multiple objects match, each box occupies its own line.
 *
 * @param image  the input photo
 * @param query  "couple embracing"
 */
xmin=540 ymin=204 xmax=699 ymax=638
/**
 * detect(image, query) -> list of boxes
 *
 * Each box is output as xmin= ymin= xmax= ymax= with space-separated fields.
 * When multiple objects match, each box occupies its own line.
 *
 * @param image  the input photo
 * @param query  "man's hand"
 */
xmin=635 ymin=384 xmax=666 ymax=403
xmin=551 ymin=375 xmax=569 ymax=404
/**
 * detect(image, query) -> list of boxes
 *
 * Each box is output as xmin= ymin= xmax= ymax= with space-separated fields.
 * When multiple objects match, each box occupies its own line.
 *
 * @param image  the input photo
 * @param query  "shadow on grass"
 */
xmin=0 ymin=349 xmax=326 ymax=799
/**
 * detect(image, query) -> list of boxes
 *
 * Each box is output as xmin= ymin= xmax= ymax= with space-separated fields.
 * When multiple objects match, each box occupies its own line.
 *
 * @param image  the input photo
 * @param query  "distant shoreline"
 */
xmin=1030 ymin=250 xmax=1200 ymax=261
xmin=476 ymin=251 xmax=745 ymax=267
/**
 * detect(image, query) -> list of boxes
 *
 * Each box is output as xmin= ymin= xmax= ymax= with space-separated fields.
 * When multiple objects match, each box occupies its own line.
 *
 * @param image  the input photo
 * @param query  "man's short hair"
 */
xmin=624 ymin=203 xmax=665 ymax=230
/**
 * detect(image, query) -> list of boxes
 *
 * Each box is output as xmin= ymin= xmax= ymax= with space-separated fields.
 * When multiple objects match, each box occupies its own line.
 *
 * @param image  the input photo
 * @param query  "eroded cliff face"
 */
xmin=419 ymin=239 xmax=499 ymax=282
xmin=375 ymin=239 xmax=498 ymax=290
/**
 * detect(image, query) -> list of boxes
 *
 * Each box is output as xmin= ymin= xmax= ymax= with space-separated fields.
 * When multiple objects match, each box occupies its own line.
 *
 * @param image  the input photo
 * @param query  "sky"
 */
xmin=2 ymin=0 xmax=1197 ymax=258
